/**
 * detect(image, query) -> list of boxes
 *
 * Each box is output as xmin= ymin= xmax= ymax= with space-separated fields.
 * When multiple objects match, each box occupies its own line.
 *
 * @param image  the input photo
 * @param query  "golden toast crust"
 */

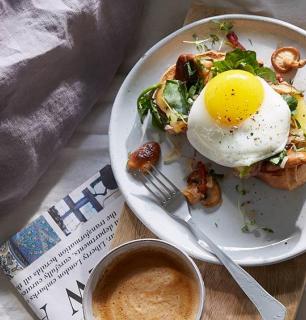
xmin=257 ymin=164 xmax=306 ymax=190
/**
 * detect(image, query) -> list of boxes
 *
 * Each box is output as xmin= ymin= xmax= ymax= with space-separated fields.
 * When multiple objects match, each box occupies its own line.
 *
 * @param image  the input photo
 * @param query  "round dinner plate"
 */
xmin=109 ymin=14 xmax=306 ymax=266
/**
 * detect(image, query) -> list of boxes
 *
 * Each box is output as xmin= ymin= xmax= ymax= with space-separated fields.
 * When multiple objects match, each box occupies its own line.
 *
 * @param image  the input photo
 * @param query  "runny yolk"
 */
xmin=204 ymin=70 xmax=264 ymax=126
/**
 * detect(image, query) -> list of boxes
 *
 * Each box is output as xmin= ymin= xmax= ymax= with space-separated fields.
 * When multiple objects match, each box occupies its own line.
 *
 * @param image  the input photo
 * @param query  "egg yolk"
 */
xmin=204 ymin=70 xmax=264 ymax=126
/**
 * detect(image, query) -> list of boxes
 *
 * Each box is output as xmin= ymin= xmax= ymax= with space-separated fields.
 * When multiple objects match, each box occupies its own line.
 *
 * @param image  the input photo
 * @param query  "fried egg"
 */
xmin=187 ymin=70 xmax=291 ymax=167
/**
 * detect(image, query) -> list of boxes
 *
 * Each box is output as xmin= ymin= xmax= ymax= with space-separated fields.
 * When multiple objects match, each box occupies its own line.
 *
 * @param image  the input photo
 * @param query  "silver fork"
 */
xmin=135 ymin=165 xmax=286 ymax=320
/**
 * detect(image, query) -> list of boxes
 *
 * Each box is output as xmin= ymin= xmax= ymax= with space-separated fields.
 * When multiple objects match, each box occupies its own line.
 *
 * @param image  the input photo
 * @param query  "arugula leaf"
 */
xmin=137 ymin=83 xmax=161 ymax=123
xmin=212 ymin=49 xmax=277 ymax=83
xmin=137 ymin=83 xmax=168 ymax=130
xmin=183 ymin=60 xmax=199 ymax=87
xmin=194 ymin=57 xmax=205 ymax=71
xmin=163 ymin=80 xmax=189 ymax=115
xmin=187 ymin=78 xmax=204 ymax=100
xmin=137 ymin=78 xmax=203 ymax=131
xmin=213 ymin=50 xmax=257 ymax=72
xmin=185 ymin=61 xmax=197 ymax=79
xmin=255 ymin=67 xmax=276 ymax=83
xmin=241 ymin=64 xmax=255 ymax=74
xmin=269 ymin=150 xmax=287 ymax=165
xmin=282 ymin=94 xmax=298 ymax=114
xmin=150 ymin=103 xmax=168 ymax=130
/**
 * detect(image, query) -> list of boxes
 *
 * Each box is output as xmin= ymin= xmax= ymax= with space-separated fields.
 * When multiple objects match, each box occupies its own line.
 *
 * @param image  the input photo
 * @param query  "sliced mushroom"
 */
xmin=202 ymin=180 xmax=222 ymax=208
xmin=183 ymin=161 xmax=222 ymax=208
xmin=182 ymin=184 xmax=202 ymax=205
xmin=271 ymin=47 xmax=306 ymax=73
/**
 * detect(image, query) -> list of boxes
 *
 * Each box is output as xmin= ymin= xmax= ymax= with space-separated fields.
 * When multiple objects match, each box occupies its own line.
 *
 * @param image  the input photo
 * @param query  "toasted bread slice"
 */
xmin=257 ymin=164 xmax=306 ymax=190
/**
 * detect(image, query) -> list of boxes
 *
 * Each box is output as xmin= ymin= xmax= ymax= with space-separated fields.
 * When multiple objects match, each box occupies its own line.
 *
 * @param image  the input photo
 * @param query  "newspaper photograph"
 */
xmin=0 ymin=165 xmax=124 ymax=320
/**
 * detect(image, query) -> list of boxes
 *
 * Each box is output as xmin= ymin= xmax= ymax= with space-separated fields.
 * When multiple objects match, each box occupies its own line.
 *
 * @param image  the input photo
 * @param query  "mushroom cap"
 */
xmin=271 ymin=46 xmax=301 ymax=73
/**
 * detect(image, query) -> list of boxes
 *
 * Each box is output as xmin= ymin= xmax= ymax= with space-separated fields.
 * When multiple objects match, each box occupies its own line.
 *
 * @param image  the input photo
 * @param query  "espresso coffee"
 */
xmin=92 ymin=248 xmax=200 ymax=320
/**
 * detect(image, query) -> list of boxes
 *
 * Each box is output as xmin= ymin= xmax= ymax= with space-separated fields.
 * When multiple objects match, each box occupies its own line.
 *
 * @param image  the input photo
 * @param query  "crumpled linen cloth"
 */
xmin=0 ymin=0 xmax=142 ymax=208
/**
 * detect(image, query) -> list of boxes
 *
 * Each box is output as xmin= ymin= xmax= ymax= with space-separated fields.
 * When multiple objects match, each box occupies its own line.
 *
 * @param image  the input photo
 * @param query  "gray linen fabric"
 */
xmin=0 ymin=0 xmax=142 ymax=207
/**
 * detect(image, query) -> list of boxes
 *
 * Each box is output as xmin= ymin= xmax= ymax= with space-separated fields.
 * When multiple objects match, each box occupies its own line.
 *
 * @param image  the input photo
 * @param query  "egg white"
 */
xmin=187 ymin=78 xmax=291 ymax=167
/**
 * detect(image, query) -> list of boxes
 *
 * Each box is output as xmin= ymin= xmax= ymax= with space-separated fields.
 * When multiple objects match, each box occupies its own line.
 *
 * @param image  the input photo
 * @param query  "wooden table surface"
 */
xmin=112 ymin=3 xmax=306 ymax=319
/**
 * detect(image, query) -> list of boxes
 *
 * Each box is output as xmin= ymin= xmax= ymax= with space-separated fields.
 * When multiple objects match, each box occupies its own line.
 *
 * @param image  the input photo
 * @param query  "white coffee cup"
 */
xmin=83 ymin=238 xmax=205 ymax=320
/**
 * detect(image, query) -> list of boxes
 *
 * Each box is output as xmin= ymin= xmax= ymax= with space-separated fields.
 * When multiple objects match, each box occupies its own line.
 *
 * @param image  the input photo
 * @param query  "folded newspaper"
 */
xmin=0 ymin=164 xmax=124 ymax=320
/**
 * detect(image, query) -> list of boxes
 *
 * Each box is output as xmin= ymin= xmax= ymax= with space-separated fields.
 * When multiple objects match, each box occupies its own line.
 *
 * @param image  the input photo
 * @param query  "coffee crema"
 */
xmin=92 ymin=248 xmax=200 ymax=320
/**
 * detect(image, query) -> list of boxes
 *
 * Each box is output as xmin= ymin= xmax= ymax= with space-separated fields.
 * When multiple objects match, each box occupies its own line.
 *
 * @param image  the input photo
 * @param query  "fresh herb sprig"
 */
xmin=209 ymin=34 xmax=220 ymax=46
xmin=183 ymin=33 xmax=220 ymax=53
xmin=212 ymin=49 xmax=277 ymax=83
xmin=238 ymin=200 xmax=274 ymax=234
xmin=241 ymin=223 xmax=274 ymax=234
xmin=213 ymin=20 xmax=234 ymax=33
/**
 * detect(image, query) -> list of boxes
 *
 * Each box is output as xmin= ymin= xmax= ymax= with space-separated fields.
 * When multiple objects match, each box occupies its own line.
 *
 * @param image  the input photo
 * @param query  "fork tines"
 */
xmin=137 ymin=166 xmax=179 ymax=206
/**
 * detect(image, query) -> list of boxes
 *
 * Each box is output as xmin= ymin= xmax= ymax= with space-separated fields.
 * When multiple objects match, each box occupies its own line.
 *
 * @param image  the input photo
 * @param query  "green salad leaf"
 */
xmin=163 ymin=78 xmax=204 ymax=116
xmin=137 ymin=83 xmax=168 ymax=130
xmin=187 ymin=78 xmax=204 ymax=100
xmin=150 ymin=103 xmax=168 ymax=130
xmin=212 ymin=49 xmax=277 ymax=83
xmin=282 ymin=94 xmax=298 ymax=114
xmin=185 ymin=60 xmax=197 ymax=79
xmin=269 ymin=149 xmax=287 ymax=165
xmin=137 ymin=77 xmax=204 ymax=130
xmin=137 ymin=83 xmax=161 ymax=123
xmin=255 ymin=67 xmax=277 ymax=83
xmin=163 ymin=80 xmax=189 ymax=115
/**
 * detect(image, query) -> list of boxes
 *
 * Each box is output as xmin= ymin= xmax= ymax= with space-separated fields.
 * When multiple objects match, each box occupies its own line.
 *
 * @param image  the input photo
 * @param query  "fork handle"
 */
xmin=187 ymin=218 xmax=286 ymax=320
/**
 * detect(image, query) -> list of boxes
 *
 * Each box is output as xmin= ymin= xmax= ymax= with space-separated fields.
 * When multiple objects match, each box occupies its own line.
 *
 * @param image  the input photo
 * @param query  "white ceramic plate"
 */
xmin=109 ymin=14 xmax=306 ymax=266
